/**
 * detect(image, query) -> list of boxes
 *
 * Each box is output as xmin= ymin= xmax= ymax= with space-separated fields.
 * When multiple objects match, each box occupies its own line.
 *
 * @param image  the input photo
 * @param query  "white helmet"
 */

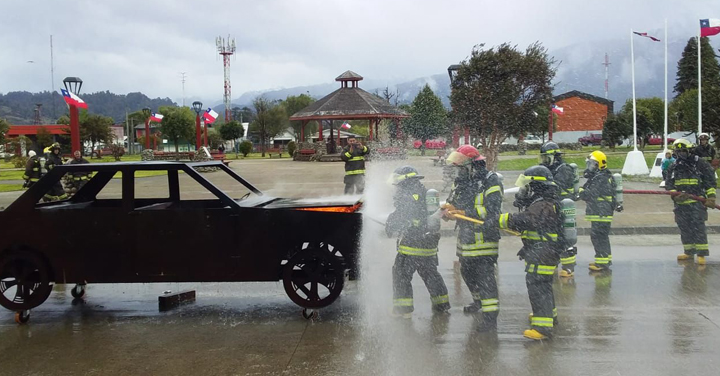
xmin=28 ymin=150 xmax=36 ymax=157
xmin=699 ymin=133 xmax=710 ymax=140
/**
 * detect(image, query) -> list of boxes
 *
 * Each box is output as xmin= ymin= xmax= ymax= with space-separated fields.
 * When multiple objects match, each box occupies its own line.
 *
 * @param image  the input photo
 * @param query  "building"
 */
xmin=552 ymin=90 xmax=614 ymax=143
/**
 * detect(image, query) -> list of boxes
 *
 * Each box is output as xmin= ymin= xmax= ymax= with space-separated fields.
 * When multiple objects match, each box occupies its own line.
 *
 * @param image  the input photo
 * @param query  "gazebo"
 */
xmin=289 ymin=71 xmax=409 ymax=155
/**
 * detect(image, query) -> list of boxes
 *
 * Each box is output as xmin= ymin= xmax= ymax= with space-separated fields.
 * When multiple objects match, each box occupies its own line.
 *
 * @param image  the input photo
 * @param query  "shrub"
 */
xmin=109 ymin=144 xmax=125 ymax=161
xmin=239 ymin=141 xmax=253 ymax=157
xmin=11 ymin=156 xmax=28 ymax=168
xmin=287 ymin=141 xmax=297 ymax=156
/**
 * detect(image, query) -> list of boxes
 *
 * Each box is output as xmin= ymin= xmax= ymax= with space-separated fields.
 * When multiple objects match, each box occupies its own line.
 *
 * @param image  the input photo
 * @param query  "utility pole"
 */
xmin=50 ymin=35 xmax=56 ymax=119
xmin=602 ymin=53 xmax=611 ymax=99
xmin=180 ymin=72 xmax=187 ymax=107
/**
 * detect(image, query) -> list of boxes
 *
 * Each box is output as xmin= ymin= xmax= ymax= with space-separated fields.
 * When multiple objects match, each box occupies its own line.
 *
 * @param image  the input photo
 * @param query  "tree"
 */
xmin=281 ymin=94 xmax=316 ymax=142
xmin=674 ymin=37 xmax=720 ymax=96
xmin=238 ymin=140 xmax=253 ymax=157
xmin=0 ymin=118 xmax=10 ymax=145
xmin=35 ymin=127 xmax=53 ymax=152
xmin=159 ymin=106 xmax=194 ymax=154
xmin=81 ymin=113 xmax=114 ymax=155
xmin=450 ymin=43 xmax=555 ymax=169
xmin=218 ymin=120 xmax=244 ymax=157
xmin=207 ymin=130 xmax=224 ymax=150
xmin=618 ymin=98 xmax=664 ymax=149
xmin=231 ymin=106 xmax=255 ymax=124
xmin=669 ymin=87 xmax=720 ymax=139
xmin=528 ymin=106 xmax=556 ymax=142
xmin=405 ymin=85 xmax=448 ymax=155
xmin=249 ymin=96 xmax=287 ymax=157
xmin=601 ymin=114 xmax=632 ymax=151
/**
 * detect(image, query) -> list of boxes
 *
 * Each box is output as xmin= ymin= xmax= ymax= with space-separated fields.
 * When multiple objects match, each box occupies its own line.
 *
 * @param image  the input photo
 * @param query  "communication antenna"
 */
xmin=180 ymin=72 xmax=187 ymax=107
xmin=602 ymin=53 xmax=611 ymax=99
xmin=216 ymin=35 xmax=236 ymax=121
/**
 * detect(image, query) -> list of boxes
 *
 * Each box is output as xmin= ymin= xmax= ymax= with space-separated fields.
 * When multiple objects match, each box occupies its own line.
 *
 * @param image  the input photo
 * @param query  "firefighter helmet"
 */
xmin=446 ymin=145 xmax=485 ymax=166
xmin=588 ymin=150 xmax=608 ymax=170
xmin=515 ymin=165 xmax=555 ymax=188
xmin=390 ymin=166 xmax=424 ymax=185
xmin=672 ymin=139 xmax=695 ymax=150
xmin=540 ymin=141 xmax=562 ymax=165
xmin=698 ymin=133 xmax=710 ymax=141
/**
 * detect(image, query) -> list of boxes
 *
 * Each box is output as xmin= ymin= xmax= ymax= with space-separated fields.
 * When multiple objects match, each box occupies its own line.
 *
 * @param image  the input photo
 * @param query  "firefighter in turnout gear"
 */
xmin=23 ymin=150 xmax=42 ymax=188
xmin=488 ymin=165 xmax=564 ymax=340
xmin=68 ymin=150 xmax=90 ymax=193
xmin=694 ymin=133 xmax=718 ymax=169
xmin=386 ymin=166 xmax=450 ymax=316
xmin=580 ymin=151 xmax=618 ymax=272
xmin=43 ymin=143 xmax=67 ymax=202
xmin=666 ymin=139 xmax=717 ymax=265
xmin=539 ymin=141 xmax=578 ymax=277
xmin=340 ymin=136 xmax=369 ymax=195
xmin=442 ymin=145 xmax=503 ymax=331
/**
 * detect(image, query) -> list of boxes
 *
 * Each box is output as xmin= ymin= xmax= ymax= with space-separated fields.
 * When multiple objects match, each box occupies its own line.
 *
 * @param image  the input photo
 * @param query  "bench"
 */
xmin=299 ymin=149 xmax=315 ymax=155
xmin=153 ymin=151 xmax=195 ymax=161
xmin=266 ymin=148 xmax=283 ymax=158
xmin=432 ymin=150 xmax=447 ymax=166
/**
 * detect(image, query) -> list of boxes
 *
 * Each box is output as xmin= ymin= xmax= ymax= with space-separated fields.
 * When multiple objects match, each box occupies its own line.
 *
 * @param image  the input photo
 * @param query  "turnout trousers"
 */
xmin=675 ymin=203 xmax=709 ymax=257
xmin=459 ymin=255 xmax=499 ymax=320
xmin=590 ymin=221 xmax=613 ymax=266
xmin=344 ymin=174 xmax=365 ymax=195
xmin=392 ymin=254 xmax=450 ymax=313
xmin=525 ymin=248 xmax=560 ymax=336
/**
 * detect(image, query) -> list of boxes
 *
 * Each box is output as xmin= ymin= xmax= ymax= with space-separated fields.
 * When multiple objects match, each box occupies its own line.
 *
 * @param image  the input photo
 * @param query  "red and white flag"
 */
xmin=633 ymin=31 xmax=661 ymax=42
xmin=60 ymin=89 xmax=88 ymax=109
xmin=341 ymin=122 xmax=351 ymax=129
xmin=701 ymin=19 xmax=720 ymax=37
xmin=150 ymin=113 xmax=164 ymax=122
xmin=203 ymin=108 xmax=219 ymax=124
xmin=551 ymin=104 xmax=564 ymax=115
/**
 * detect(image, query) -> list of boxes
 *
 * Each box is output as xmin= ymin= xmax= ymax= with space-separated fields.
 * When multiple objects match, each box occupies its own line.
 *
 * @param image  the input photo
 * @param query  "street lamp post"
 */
xmin=203 ymin=119 xmax=209 ymax=149
xmin=142 ymin=107 xmax=151 ymax=150
xmin=63 ymin=77 xmax=83 ymax=154
xmin=192 ymin=101 xmax=203 ymax=151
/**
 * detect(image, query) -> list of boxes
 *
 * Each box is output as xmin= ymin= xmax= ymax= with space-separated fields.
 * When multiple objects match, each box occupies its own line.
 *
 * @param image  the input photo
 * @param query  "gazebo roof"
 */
xmin=290 ymin=71 xmax=409 ymax=121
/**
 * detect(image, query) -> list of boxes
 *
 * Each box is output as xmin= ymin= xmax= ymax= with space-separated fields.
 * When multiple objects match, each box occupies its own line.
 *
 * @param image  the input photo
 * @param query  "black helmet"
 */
xmin=516 ymin=165 xmax=555 ymax=187
xmin=540 ymin=141 xmax=561 ymax=155
xmin=390 ymin=166 xmax=424 ymax=185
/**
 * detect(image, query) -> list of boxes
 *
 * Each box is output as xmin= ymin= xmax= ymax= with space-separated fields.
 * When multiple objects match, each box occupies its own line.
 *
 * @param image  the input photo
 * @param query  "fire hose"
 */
xmin=623 ymin=190 xmax=720 ymax=210
xmin=452 ymin=213 xmax=522 ymax=236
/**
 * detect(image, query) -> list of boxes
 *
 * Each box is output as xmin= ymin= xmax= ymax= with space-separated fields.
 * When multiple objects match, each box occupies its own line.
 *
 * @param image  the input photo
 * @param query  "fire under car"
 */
xmin=0 ymin=161 xmax=362 ymax=323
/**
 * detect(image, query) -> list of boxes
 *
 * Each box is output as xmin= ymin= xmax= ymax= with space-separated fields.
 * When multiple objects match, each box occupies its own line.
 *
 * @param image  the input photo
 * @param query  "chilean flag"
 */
xmin=633 ymin=31 xmax=661 ymax=42
xmin=150 ymin=113 xmax=164 ymax=122
xmin=701 ymin=19 xmax=720 ymax=37
xmin=60 ymin=89 xmax=88 ymax=109
xmin=341 ymin=122 xmax=351 ymax=129
xmin=203 ymin=108 xmax=219 ymax=124
xmin=551 ymin=104 xmax=564 ymax=115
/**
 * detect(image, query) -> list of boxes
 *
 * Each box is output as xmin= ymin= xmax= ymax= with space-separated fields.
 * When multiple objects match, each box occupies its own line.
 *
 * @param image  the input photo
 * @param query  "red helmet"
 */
xmin=447 ymin=145 xmax=485 ymax=166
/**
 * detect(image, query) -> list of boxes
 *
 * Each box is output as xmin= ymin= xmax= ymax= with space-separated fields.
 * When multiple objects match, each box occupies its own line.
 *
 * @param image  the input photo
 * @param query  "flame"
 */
xmin=295 ymin=202 xmax=362 ymax=213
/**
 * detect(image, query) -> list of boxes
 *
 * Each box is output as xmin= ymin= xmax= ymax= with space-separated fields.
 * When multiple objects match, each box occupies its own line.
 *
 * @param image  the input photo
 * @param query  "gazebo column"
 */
xmin=300 ymin=120 xmax=306 ymax=143
xmin=369 ymin=119 xmax=374 ymax=141
xmin=396 ymin=118 xmax=403 ymax=140
xmin=375 ymin=121 xmax=379 ymax=141
xmin=464 ymin=127 xmax=470 ymax=145
xmin=318 ymin=119 xmax=324 ymax=141
xmin=452 ymin=126 xmax=460 ymax=148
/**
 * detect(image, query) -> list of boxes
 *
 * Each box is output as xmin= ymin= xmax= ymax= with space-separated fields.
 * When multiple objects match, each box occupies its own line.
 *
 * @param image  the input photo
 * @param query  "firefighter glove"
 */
xmin=705 ymin=197 xmax=716 ymax=209
xmin=672 ymin=193 xmax=691 ymax=203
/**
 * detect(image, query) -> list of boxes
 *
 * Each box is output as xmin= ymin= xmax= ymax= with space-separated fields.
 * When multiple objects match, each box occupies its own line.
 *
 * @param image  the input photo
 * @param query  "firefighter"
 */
xmin=666 ymin=139 xmax=716 ymax=265
xmin=442 ymin=145 xmax=502 ymax=331
xmin=22 ymin=150 xmax=42 ymax=188
xmin=580 ymin=151 xmax=618 ymax=272
xmin=694 ymin=133 xmax=718 ymax=169
xmin=340 ymin=136 xmax=369 ymax=195
xmin=539 ymin=141 xmax=577 ymax=277
xmin=43 ymin=143 xmax=67 ymax=201
xmin=68 ymin=150 xmax=90 ymax=192
xmin=487 ymin=165 xmax=564 ymax=340
xmin=386 ymin=166 xmax=450 ymax=317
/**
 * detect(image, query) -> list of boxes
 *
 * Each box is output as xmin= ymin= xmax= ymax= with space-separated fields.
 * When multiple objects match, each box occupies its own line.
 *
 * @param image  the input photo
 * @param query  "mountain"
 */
xmin=0 ymin=91 xmax=176 ymax=124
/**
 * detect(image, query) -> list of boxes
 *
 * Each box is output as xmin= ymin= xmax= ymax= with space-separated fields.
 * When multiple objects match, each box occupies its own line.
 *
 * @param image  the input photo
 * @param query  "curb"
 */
xmin=440 ymin=225 xmax=720 ymax=237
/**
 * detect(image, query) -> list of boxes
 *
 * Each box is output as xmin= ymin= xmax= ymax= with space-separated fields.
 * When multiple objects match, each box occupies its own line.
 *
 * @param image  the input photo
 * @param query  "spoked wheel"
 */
xmin=0 ymin=251 xmax=53 ymax=312
xmin=71 ymin=284 xmax=86 ymax=299
xmin=283 ymin=244 xmax=345 ymax=309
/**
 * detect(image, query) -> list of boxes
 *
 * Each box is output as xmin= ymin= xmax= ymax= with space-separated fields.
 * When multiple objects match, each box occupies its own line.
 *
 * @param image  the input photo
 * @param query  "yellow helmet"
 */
xmin=588 ymin=150 xmax=608 ymax=170
xmin=672 ymin=138 xmax=694 ymax=150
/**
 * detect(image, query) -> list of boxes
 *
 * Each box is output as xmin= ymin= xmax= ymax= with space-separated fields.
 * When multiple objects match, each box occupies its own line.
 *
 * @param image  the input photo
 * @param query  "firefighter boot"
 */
xmin=463 ymin=302 xmax=481 ymax=314
xmin=697 ymin=256 xmax=707 ymax=265
xmin=677 ymin=253 xmax=694 ymax=261
xmin=523 ymin=329 xmax=548 ymax=340
xmin=588 ymin=263 xmax=610 ymax=272
xmin=558 ymin=268 xmax=574 ymax=278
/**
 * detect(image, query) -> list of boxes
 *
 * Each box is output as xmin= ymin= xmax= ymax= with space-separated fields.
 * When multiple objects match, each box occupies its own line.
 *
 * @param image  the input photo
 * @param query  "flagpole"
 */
xmin=698 ymin=25 xmax=703 ymax=135
xmin=631 ymin=28 xmax=638 ymax=151
xmin=664 ymin=19 xmax=668 ymax=152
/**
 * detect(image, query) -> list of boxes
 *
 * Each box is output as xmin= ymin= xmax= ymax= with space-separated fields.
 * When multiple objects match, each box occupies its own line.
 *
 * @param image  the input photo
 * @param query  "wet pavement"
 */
xmin=2 ymin=234 xmax=719 ymax=376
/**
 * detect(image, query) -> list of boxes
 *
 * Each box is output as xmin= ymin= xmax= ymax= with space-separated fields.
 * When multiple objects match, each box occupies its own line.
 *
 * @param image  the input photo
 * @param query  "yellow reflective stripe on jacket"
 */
xmin=346 ymin=169 xmax=365 ymax=175
xmin=531 ymin=316 xmax=554 ymax=327
xmin=707 ymin=188 xmax=716 ymax=196
xmin=485 ymin=185 xmax=501 ymax=195
xmin=476 ymin=206 xmax=487 ymax=218
xmin=597 ymin=196 xmax=614 ymax=201
xmin=675 ymin=179 xmax=699 ymax=185
xmin=349 ymin=156 xmax=364 ymax=161
xmin=398 ymin=245 xmax=437 ymax=256
xmin=344 ymin=152 xmax=352 ymax=158
xmin=498 ymin=213 xmax=509 ymax=229
xmin=585 ymin=215 xmax=613 ymax=222
xmin=521 ymin=231 xmax=558 ymax=241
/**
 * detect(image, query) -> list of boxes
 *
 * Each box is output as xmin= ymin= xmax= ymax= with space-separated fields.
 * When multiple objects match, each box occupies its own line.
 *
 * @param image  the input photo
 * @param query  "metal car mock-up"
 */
xmin=0 ymin=161 xmax=362 ymax=323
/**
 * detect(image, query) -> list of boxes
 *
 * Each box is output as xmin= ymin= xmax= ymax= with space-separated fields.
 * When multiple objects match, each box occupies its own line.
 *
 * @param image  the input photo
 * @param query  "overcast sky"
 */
xmin=1 ymin=0 xmax=717 ymax=105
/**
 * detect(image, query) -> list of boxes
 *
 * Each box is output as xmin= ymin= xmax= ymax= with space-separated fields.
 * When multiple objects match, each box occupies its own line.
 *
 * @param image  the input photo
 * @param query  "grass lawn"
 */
xmin=224 ymin=152 xmax=291 ymax=160
xmin=0 ymin=170 xmax=24 ymax=180
xmin=497 ymin=153 xmax=657 ymax=172
xmin=0 ymin=184 xmax=23 ymax=192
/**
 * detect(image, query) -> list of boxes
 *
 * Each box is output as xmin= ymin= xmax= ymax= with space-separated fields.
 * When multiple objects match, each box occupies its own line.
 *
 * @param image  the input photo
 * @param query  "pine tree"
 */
xmin=674 ymin=37 xmax=720 ymax=96
xmin=405 ymin=85 xmax=448 ymax=156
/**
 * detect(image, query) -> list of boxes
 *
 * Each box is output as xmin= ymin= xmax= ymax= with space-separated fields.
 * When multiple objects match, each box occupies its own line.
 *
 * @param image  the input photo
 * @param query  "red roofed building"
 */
xmin=554 ymin=91 xmax=614 ymax=132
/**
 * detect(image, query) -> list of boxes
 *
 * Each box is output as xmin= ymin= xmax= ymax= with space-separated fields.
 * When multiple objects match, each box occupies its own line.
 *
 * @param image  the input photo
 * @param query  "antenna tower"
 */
xmin=34 ymin=103 xmax=43 ymax=125
xmin=602 ymin=53 xmax=611 ymax=99
xmin=216 ymin=35 xmax=236 ymax=121
xmin=180 ymin=72 xmax=187 ymax=107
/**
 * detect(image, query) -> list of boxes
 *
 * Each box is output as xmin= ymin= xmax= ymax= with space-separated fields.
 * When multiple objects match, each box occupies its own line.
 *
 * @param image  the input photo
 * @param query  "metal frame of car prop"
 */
xmin=0 ymin=161 xmax=361 ymax=323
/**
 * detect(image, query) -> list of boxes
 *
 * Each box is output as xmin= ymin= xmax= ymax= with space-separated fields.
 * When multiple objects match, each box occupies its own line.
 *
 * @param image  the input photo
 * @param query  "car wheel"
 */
xmin=71 ymin=284 xmax=86 ymax=298
xmin=0 ymin=250 xmax=53 ymax=311
xmin=282 ymin=243 xmax=345 ymax=309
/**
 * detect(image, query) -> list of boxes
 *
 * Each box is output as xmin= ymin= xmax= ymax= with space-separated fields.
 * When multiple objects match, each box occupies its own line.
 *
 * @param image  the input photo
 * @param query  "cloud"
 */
xmin=1 ymin=0 xmax=718 ymax=106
